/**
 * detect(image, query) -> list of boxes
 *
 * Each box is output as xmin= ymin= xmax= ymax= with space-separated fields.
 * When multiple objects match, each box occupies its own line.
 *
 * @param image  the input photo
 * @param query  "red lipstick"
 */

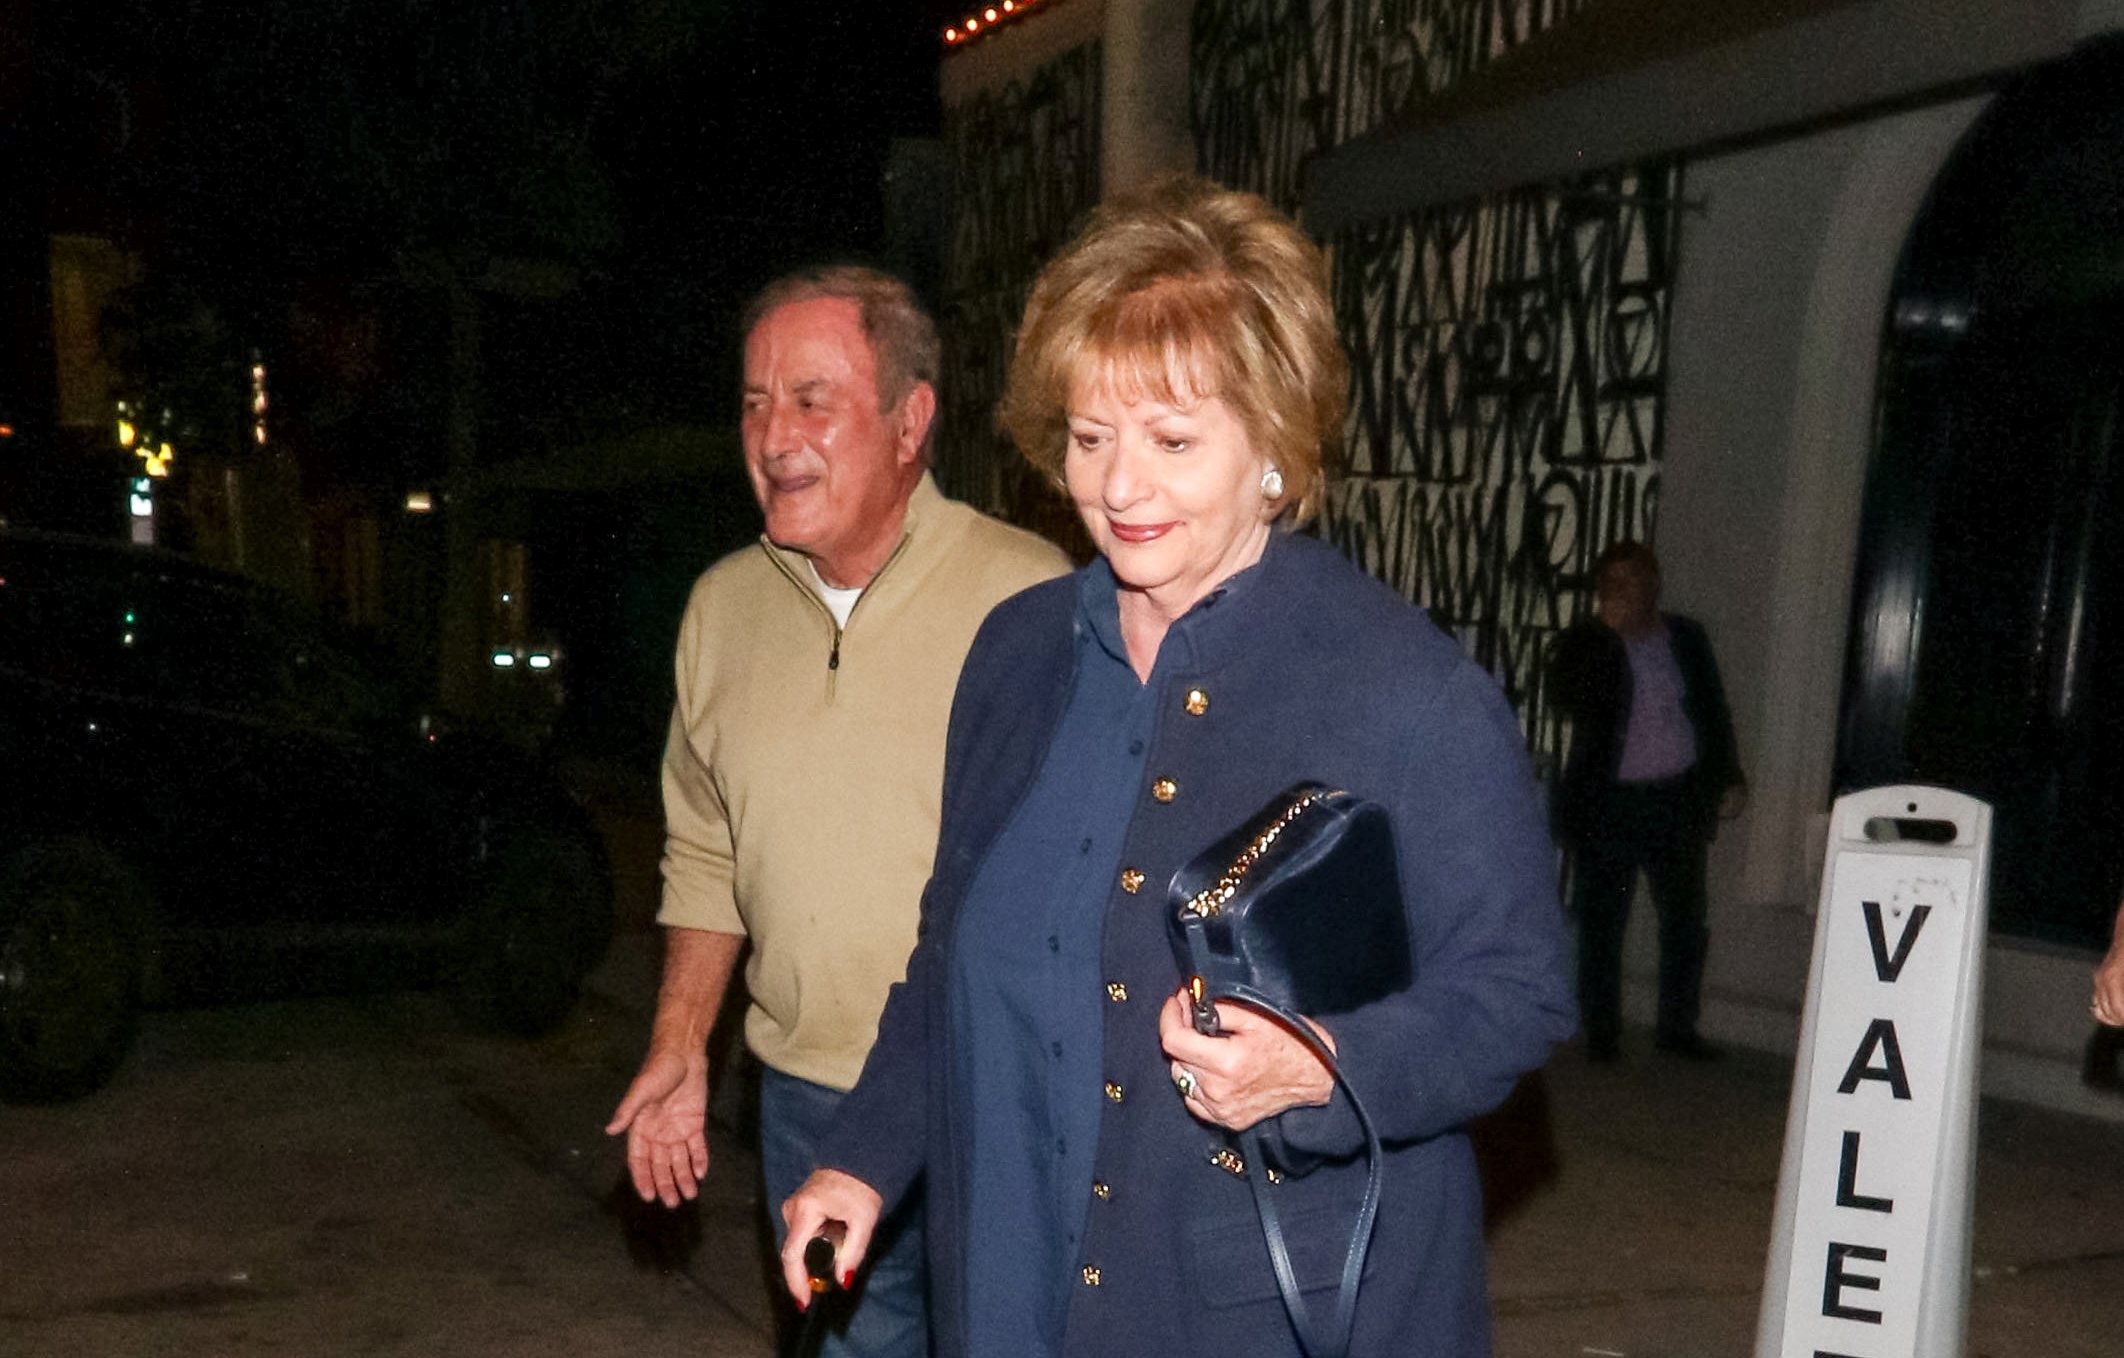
xmin=1107 ymin=520 xmax=1173 ymax=543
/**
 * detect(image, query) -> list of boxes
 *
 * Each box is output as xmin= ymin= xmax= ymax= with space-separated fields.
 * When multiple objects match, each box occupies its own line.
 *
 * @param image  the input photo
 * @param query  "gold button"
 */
xmin=1119 ymin=868 xmax=1144 ymax=894
xmin=1104 ymin=1080 xmax=1124 ymax=1103
xmin=1082 ymin=1265 xmax=1101 ymax=1287
xmin=1092 ymin=1180 xmax=1111 ymax=1200
xmin=1152 ymin=777 xmax=1177 ymax=803
xmin=1184 ymin=688 xmax=1209 ymax=716
xmin=1106 ymin=981 xmax=1128 ymax=1003
xmin=1209 ymin=1146 xmax=1246 ymax=1176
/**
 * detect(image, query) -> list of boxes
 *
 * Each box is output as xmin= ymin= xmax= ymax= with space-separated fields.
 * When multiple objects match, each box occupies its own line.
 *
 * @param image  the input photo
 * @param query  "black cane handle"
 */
xmin=803 ymin=1220 xmax=848 ymax=1295
xmin=792 ymin=1221 xmax=849 ymax=1358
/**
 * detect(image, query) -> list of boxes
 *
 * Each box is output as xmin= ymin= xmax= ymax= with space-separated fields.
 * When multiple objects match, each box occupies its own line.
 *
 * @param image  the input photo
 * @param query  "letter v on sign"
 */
xmin=1862 ymin=900 xmax=1931 ymax=983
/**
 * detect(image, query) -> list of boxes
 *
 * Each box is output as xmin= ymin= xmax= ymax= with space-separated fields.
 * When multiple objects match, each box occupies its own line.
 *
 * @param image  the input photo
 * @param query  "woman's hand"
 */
xmin=778 ymin=1169 xmax=883 ymax=1307
xmin=1158 ymin=987 xmax=1336 ymax=1131
xmin=2093 ymin=915 xmax=2124 ymax=1028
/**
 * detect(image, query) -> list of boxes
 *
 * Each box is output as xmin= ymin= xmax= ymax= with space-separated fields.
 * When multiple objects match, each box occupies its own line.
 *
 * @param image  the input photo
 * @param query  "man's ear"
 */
xmin=896 ymin=381 xmax=938 ymax=466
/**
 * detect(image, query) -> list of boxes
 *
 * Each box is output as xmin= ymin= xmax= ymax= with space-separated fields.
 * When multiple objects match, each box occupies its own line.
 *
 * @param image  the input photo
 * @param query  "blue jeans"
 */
xmin=759 ymin=1066 xmax=929 ymax=1358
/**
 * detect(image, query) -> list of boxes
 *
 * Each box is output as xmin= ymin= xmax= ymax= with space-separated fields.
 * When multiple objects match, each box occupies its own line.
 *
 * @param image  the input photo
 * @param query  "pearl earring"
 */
xmin=1260 ymin=466 xmax=1285 ymax=499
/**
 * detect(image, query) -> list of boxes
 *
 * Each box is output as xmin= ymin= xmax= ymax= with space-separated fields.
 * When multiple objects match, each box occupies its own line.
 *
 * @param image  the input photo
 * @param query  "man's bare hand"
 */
xmin=606 ymin=1049 xmax=711 ymax=1207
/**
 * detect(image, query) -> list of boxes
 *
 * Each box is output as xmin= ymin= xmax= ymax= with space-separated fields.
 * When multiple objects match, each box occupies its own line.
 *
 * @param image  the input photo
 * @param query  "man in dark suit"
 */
xmin=1549 ymin=540 xmax=1745 ymax=1062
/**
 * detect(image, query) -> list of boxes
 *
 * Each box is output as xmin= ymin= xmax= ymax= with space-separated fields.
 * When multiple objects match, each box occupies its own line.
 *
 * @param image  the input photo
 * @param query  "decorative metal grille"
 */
xmin=935 ymin=42 xmax=1103 ymax=531
xmin=1192 ymin=0 xmax=1594 ymax=211
xmin=1320 ymin=160 xmax=1683 ymax=763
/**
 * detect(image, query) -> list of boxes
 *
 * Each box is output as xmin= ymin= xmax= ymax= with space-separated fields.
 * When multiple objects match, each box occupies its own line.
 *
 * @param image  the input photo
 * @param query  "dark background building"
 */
xmin=16 ymin=0 xmax=2124 ymax=1110
xmin=7 ymin=0 xmax=972 ymax=762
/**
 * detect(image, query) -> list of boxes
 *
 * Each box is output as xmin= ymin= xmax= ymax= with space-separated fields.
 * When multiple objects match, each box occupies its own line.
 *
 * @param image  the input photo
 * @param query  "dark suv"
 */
xmin=0 ymin=530 xmax=613 ymax=1099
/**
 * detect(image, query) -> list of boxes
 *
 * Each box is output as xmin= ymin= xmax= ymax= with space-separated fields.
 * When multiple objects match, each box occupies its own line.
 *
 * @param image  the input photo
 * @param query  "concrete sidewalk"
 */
xmin=1480 ymin=1040 xmax=2124 ymax=1357
xmin=584 ymin=927 xmax=2124 ymax=1357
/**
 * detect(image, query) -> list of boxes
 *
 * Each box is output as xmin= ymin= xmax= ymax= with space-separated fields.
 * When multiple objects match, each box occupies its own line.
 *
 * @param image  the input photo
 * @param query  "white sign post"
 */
xmin=1755 ymin=785 xmax=1991 ymax=1358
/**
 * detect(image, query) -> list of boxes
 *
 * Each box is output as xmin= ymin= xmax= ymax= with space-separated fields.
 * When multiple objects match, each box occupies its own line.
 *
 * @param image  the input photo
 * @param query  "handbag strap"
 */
xmin=1184 ymin=918 xmax=1383 ymax=1358
xmin=1221 ymin=986 xmax=1382 ymax=1358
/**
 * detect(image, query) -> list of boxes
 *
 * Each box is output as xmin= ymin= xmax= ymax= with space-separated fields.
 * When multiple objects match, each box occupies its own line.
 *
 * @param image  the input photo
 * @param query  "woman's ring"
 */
xmin=1173 ymin=1067 xmax=1198 ymax=1099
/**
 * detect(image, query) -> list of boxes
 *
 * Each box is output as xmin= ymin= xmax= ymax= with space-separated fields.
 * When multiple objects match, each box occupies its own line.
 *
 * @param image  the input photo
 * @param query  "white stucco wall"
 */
xmin=1662 ymin=95 xmax=1986 ymax=992
xmin=1650 ymin=97 xmax=2124 ymax=1118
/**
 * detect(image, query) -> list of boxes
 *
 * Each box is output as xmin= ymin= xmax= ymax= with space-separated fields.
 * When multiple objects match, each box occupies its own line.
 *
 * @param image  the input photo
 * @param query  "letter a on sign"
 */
xmin=1837 ymin=1019 xmax=1913 ymax=1100
xmin=1755 ymin=787 xmax=1991 ymax=1358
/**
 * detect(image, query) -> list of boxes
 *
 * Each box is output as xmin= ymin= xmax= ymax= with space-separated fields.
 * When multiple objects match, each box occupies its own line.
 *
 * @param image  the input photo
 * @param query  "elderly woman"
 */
xmin=780 ymin=177 xmax=1573 ymax=1358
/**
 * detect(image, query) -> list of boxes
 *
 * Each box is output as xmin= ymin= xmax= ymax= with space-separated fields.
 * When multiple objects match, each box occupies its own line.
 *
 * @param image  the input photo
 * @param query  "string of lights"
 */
xmin=942 ymin=0 xmax=1050 ymax=50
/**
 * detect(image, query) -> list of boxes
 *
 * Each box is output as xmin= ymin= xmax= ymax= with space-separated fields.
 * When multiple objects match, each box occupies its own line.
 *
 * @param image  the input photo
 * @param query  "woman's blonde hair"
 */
xmin=999 ymin=175 xmax=1346 ymax=525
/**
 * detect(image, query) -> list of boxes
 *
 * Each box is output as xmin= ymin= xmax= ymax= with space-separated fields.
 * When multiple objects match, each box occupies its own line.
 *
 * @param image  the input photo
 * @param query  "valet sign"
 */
xmin=1757 ymin=787 xmax=1991 ymax=1358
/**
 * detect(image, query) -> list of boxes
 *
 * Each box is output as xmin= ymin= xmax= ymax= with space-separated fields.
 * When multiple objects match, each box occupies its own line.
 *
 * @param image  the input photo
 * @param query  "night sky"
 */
xmin=37 ymin=1 xmax=974 ymax=465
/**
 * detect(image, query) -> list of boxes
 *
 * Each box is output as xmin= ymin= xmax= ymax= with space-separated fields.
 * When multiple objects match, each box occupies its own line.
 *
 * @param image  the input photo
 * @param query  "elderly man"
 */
xmin=607 ymin=266 xmax=1068 ymax=1357
xmin=1549 ymin=540 xmax=1744 ymax=1064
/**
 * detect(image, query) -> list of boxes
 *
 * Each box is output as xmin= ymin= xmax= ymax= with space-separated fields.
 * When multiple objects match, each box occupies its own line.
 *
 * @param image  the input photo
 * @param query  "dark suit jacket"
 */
xmin=1546 ymin=612 xmax=1743 ymax=846
xmin=815 ymin=531 xmax=1574 ymax=1358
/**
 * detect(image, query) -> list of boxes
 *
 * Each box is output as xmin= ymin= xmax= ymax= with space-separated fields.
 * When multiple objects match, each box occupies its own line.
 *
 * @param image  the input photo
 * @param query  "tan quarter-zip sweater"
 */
xmin=657 ymin=473 xmax=1070 ymax=1090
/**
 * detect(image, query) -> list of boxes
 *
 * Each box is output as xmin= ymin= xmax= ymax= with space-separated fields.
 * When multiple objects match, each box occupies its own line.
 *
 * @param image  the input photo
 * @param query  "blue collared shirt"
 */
xmin=951 ymin=559 xmax=1157 ymax=1357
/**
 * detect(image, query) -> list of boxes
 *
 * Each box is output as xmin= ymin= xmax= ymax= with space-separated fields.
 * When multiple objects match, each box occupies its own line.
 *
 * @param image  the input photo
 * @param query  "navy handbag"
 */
xmin=1166 ymin=782 xmax=1411 ymax=1358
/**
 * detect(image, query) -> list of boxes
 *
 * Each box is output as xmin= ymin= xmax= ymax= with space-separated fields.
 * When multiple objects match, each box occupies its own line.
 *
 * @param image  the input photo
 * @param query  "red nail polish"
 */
xmin=840 ymin=1269 xmax=855 ymax=1289
xmin=797 ymin=1295 xmax=809 ymax=1313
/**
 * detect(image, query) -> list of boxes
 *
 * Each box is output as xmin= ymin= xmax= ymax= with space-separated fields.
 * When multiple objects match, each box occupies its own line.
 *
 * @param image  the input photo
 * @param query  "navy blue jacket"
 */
xmin=816 ymin=531 xmax=1576 ymax=1358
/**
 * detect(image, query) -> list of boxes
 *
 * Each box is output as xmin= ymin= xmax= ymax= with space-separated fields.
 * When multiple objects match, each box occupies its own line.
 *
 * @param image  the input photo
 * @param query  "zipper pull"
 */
xmin=829 ymin=637 xmax=840 ymax=671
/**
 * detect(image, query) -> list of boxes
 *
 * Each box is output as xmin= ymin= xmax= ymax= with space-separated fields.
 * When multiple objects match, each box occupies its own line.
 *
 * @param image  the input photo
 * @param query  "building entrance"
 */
xmin=1838 ymin=37 xmax=2124 ymax=947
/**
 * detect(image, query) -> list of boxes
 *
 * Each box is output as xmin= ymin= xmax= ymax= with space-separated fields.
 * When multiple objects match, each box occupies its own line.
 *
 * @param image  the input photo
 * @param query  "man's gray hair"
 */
xmin=742 ymin=265 xmax=941 ymax=462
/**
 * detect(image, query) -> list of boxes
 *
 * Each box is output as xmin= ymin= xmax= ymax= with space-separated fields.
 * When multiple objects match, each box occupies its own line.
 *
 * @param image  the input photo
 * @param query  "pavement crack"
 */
xmin=1493 ymin=1281 xmax=1761 ymax=1317
xmin=456 ymin=1085 xmax=586 ymax=1182
xmin=321 ymin=992 xmax=775 ymax=1348
xmin=439 ymin=1040 xmax=774 ymax=1345
xmin=1975 ymin=1246 xmax=2124 ymax=1279
xmin=0 ymin=1278 xmax=268 ymax=1321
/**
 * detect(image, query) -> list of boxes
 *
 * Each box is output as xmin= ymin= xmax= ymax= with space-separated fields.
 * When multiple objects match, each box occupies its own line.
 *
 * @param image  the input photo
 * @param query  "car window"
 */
xmin=134 ymin=577 xmax=399 ymax=734
xmin=118 ymin=572 xmax=282 ymax=714
xmin=0 ymin=547 xmax=404 ymax=734
xmin=0 ymin=559 xmax=154 ymax=697
xmin=246 ymin=598 xmax=403 ymax=734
